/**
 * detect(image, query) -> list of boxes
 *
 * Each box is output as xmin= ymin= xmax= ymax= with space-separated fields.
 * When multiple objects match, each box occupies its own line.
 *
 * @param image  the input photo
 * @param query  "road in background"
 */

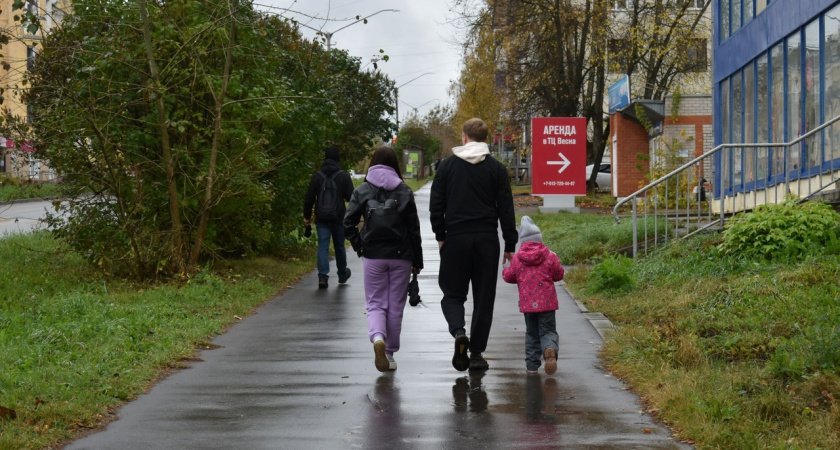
xmin=0 ymin=199 xmax=55 ymax=236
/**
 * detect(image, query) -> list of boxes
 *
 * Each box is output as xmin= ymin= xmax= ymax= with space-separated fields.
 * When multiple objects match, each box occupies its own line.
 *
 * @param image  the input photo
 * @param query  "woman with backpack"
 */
xmin=344 ymin=146 xmax=423 ymax=372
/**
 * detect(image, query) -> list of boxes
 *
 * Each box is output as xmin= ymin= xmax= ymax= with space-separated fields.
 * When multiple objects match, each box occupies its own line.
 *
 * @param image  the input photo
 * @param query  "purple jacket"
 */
xmin=502 ymin=242 xmax=564 ymax=313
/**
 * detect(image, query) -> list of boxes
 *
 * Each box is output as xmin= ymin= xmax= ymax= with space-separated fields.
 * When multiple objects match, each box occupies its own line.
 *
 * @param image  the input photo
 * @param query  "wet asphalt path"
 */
xmin=67 ymin=184 xmax=690 ymax=449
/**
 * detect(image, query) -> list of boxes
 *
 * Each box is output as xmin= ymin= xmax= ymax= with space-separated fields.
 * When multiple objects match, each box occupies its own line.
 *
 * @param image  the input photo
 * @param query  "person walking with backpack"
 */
xmin=344 ymin=146 xmax=423 ymax=372
xmin=430 ymin=117 xmax=517 ymax=372
xmin=303 ymin=146 xmax=355 ymax=289
xmin=502 ymin=216 xmax=564 ymax=375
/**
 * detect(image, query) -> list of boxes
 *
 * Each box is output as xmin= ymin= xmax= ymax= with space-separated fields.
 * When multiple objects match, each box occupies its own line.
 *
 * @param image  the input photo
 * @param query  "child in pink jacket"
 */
xmin=502 ymin=216 xmax=564 ymax=375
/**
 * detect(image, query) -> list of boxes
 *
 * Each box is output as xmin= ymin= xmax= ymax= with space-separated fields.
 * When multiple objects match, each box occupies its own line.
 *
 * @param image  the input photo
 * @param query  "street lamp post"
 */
xmin=394 ymin=72 xmax=433 ymax=138
xmin=294 ymin=9 xmax=399 ymax=51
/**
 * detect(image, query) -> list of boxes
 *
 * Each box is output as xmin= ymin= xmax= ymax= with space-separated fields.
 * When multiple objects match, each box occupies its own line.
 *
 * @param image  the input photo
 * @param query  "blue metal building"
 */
xmin=714 ymin=0 xmax=840 ymax=199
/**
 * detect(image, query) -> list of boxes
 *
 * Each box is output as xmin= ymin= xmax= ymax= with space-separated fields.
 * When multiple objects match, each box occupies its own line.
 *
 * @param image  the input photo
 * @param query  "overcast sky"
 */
xmin=253 ymin=0 xmax=464 ymax=124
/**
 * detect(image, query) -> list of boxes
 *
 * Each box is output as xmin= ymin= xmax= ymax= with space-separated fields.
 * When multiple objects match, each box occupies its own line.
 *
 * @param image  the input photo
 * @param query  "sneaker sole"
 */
xmin=544 ymin=348 xmax=557 ymax=375
xmin=374 ymin=340 xmax=388 ymax=372
xmin=452 ymin=335 xmax=470 ymax=371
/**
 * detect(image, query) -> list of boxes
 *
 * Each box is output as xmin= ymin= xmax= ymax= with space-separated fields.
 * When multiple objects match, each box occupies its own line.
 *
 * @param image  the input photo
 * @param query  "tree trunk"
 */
xmin=190 ymin=17 xmax=236 ymax=267
xmin=138 ymin=0 xmax=184 ymax=274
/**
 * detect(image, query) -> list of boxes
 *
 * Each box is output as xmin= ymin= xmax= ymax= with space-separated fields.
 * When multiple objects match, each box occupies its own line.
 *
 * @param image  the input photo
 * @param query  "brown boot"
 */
xmin=544 ymin=348 xmax=557 ymax=375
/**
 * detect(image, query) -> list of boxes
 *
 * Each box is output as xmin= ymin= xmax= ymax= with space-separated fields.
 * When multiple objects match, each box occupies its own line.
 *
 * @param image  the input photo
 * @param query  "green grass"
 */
xmin=0 ymin=182 xmax=62 ymax=202
xmin=566 ymin=234 xmax=840 ymax=448
xmin=0 ymin=232 xmax=315 ymax=449
xmin=529 ymin=211 xmax=662 ymax=265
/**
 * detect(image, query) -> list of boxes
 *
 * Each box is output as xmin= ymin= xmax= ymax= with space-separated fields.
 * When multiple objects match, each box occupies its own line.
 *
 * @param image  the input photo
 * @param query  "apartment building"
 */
xmin=0 ymin=0 xmax=65 ymax=181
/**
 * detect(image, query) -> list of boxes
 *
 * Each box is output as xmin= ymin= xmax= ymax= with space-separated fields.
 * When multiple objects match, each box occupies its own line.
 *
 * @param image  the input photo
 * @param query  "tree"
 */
xmin=450 ymin=0 xmax=711 ymax=190
xmin=3 ymin=0 xmax=395 ymax=278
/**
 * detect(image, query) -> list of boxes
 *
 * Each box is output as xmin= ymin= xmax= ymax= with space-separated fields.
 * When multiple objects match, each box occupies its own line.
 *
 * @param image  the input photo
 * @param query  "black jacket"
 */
xmin=429 ymin=154 xmax=518 ymax=253
xmin=344 ymin=181 xmax=423 ymax=269
xmin=303 ymin=159 xmax=355 ymax=224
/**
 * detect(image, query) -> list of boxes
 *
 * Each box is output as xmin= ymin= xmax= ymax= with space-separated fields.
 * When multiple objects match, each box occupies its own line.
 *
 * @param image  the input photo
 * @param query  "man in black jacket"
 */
xmin=429 ymin=118 xmax=517 ymax=371
xmin=303 ymin=147 xmax=355 ymax=289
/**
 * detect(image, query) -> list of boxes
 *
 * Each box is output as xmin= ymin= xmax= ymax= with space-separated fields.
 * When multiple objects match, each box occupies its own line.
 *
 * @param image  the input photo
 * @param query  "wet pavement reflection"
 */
xmin=68 ymin=184 xmax=691 ymax=450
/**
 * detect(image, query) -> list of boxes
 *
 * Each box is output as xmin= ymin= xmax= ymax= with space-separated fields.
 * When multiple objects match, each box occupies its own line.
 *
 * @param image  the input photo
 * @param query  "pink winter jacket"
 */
xmin=502 ymin=241 xmax=564 ymax=313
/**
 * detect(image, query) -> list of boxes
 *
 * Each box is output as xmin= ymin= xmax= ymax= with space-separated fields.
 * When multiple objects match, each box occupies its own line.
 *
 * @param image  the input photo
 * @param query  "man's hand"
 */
xmin=438 ymin=241 xmax=444 ymax=249
xmin=412 ymin=267 xmax=422 ymax=275
xmin=503 ymin=252 xmax=513 ymax=265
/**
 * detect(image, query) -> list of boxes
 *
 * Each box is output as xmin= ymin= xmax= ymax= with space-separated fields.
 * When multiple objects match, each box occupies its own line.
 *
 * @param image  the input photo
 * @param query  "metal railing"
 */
xmin=613 ymin=113 xmax=840 ymax=258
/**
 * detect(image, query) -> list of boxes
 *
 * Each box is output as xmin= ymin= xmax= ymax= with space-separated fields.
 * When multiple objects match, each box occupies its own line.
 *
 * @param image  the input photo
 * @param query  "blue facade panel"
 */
xmin=714 ymin=0 xmax=836 ymax=82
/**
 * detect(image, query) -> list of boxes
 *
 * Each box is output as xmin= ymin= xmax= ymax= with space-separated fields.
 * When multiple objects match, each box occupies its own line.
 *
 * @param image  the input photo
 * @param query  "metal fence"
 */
xmin=613 ymin=113 xmax=840 ymax=258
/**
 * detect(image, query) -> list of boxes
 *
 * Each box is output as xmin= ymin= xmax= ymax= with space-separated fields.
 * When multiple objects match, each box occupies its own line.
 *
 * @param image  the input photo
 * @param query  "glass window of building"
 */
xmin=804 ymin=19 xmax=821 ymax=171
xmin=756 ymin=0 xmax=767 ymax=15
xmin=771 ymin=42 xmax=785 ymax=177
xmin=733 ymin=0 xmax=742 ymax=34
xmin=733 ymin=70 xmax=744 ymax=189
xmin=744 ymin=0 xmax=754 ymax=24
xmin=757 ymin=53 xmax=769 ymax=181
xmin=787 ymin=31 xmax=802 ymax=173
xmin=722 ymin=77 xmax=731 ymax=190
xmin=825 ymin=4 xmax=840 ymax=164
xmin=722 ymin=0 xmax=730 ymax=40
xmin=745 ymin=61 xmax=756 ymax=184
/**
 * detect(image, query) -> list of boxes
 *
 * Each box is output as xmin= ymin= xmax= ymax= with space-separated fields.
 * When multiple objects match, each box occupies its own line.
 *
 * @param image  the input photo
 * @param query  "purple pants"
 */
xmin=363 ymin=258 xmax=412 ymax=354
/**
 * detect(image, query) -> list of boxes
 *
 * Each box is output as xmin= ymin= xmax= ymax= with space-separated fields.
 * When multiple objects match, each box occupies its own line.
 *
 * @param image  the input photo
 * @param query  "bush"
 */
xmin=585 ymin=253 xmax=636 ymax=294
xmin=717 ymin=200 xmax=840 ymax=261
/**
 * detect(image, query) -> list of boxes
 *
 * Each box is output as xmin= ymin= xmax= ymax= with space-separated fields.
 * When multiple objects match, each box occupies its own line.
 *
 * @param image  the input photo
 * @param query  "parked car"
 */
xmin=585 ymin=163 xmax=611 ymax=191
xmin=349 ymin=169 xmax=365 ymax=180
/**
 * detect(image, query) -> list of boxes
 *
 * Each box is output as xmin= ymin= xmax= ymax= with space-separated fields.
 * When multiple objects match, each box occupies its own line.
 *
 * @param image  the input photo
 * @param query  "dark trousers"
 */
xmin=438 ymin=233 xmax=500 ymax=354
xmin=523 ymin=311 xmax=559 ymax=371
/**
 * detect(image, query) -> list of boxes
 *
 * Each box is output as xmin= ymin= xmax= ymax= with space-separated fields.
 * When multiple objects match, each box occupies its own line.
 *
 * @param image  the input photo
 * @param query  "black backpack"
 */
xmin=361 ymin=184 xmax=405 ymax=243
xmin=315 ymin=170 xmax=341 ymax=221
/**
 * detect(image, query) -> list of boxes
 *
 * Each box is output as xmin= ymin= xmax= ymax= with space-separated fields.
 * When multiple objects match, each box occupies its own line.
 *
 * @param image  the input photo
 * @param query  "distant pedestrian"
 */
xmin=430 ymin=117 xmax=518 ymax=372
xmin=502 ymin=216 xmax=564 ymax=375
xmin=344 ymin=146 xmax=423 ymax=372
xmin=303 ymin=146 xmax=355 ymax=289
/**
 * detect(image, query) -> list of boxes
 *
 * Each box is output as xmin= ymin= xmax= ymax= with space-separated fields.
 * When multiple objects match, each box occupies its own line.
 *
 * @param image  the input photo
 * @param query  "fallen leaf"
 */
xmin=0 ymin=406 xmax=16 ymax=420
xmin=642 ymin=428 xmax=652 ymax=434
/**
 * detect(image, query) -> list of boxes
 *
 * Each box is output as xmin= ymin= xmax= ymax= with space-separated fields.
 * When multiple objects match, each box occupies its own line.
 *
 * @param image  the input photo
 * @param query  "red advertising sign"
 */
xmin=531 ymin=117 xmax=587 ymax=195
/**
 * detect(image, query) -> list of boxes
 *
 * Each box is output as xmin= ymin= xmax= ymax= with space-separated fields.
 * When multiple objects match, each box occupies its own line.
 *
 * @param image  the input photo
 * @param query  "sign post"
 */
xmin=531 ymin=117 xmax=587 ymax=213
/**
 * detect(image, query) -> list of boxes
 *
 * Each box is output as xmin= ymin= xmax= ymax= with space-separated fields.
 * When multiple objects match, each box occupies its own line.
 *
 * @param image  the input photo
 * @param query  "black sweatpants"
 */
xmin=438 ymin=232 xmax=501 ymax=354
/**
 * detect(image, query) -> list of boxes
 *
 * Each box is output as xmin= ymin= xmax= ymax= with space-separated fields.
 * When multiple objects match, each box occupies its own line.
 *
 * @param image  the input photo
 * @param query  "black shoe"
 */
xmin=452 ymin=334 xmax=470 ymax=371
xmin=469 ymin=353 xmax=489 ymax=371
xmin=318 ymin=274 xmax=328 ymax=289
xmin=338 ymin=268 xmax=351 ymax=284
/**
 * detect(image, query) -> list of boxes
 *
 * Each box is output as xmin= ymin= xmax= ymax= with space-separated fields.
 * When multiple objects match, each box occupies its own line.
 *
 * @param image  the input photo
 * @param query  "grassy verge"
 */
xmin=530 ymin=211 xmax=662 ymax=265
xmin=0 ymin=182 xmax=62 ymax=202
xmin=565 ymin=234 xmax=840 ymax=447
xmin=0 ymin=232 xmax=315 ymax=448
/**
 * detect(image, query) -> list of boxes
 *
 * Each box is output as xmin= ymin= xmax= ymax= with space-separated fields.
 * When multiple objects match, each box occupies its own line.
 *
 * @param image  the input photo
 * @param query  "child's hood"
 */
xmin=517 ymin=241 xmax=550 ymax=266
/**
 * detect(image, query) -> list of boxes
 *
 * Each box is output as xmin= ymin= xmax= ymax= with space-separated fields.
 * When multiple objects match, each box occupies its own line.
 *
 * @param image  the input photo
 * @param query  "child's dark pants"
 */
xmin=523 ymin=311 xmax=559 ymax=371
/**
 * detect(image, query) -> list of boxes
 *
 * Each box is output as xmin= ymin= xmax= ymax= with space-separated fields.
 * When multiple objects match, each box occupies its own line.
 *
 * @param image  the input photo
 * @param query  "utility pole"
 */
xmin=294 ymin=9 xmax=399 ymax=51
xmin=394 ymin=72 xmax=433 ymax=139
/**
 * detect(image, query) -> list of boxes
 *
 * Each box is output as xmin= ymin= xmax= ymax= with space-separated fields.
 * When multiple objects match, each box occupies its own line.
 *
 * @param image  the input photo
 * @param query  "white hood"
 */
xmin=452 ymin=141 xmax=490 ymax=164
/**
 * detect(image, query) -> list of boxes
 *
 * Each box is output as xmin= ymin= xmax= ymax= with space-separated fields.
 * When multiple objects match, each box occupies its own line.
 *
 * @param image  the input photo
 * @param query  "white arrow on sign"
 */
xmin=546 ymin=152 xmax=571 ymax=174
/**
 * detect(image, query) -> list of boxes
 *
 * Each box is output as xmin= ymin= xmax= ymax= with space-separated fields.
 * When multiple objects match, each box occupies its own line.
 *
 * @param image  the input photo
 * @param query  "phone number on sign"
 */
xmin=541 ymin=181 xmax=577 ymax=186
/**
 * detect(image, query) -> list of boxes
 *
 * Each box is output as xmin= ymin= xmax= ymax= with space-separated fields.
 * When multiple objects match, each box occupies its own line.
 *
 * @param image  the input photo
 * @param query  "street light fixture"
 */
xmin=394 ymin=72 xmax=433 ymax=136
xmin=294 ymin=9 xmax=399 ymax=51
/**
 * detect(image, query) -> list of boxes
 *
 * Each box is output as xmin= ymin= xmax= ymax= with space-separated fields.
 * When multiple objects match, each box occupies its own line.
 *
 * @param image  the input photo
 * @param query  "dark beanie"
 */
xmin=325 ymin=146 xmax=340 ymax=161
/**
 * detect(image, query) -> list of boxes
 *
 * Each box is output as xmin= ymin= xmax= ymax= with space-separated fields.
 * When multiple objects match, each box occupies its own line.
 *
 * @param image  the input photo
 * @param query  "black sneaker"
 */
xmin=318 ymin=274 xmax=328 ymax=289
xmin=452 ymin=334 xmax=470 ymax=371
xmin=469 ymin=353 xmax=489 ymax=371
xmin=338 ymin=268 xmax=351 ymax=284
